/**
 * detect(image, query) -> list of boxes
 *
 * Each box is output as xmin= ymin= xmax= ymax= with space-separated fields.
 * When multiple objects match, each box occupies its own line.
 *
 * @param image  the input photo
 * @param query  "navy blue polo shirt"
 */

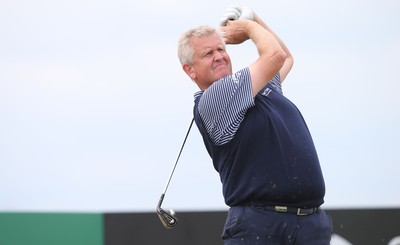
xmin=193 ymin=67 xmax=325 ymax=208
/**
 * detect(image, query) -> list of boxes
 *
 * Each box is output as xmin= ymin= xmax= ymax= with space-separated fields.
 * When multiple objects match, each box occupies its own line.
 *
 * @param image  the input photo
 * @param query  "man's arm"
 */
xmin=221 ymin=19 xmax=286 ymax=96
xmin=220 ymin=6 xmax=293 ymax=83
xmin=253 ymin=14 xmax=294 ymax=83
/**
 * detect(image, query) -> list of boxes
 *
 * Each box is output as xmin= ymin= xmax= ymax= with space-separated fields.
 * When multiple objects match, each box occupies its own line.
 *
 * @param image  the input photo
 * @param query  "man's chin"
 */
xmin=215 ymin=69 xmax=231 ymax=79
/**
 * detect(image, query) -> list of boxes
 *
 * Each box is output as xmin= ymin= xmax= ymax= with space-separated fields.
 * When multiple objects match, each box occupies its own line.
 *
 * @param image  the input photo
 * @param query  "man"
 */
xmin=178 ymin=6 xmax=332 ymax=244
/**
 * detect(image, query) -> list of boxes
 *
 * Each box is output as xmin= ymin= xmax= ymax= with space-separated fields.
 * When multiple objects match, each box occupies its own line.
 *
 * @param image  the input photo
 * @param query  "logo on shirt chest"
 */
xmin=231 ymin=72 xmax=241 ymax=84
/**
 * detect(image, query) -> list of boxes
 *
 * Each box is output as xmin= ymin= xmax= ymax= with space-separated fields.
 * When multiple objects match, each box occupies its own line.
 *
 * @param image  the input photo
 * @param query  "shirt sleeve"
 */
xmin=268 ymin=73 xmax=283 ymax=94
xmin=197 ymin=68 xmax=255 ymax=145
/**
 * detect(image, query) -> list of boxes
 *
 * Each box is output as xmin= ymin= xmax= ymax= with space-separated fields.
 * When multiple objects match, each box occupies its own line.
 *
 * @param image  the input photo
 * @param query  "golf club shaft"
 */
xmin=162 ymin=118 xmax=194 ymax=195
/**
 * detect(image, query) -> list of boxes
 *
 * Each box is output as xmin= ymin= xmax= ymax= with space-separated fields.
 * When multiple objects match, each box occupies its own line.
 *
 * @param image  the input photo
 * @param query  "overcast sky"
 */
xmin=1 ymin=0 xmax=399 ymax=212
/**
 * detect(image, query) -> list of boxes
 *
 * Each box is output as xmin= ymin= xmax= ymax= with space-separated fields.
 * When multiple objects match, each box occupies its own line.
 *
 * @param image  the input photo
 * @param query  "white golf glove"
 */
xmin=220 ymin=5 xmax=254 ymax=26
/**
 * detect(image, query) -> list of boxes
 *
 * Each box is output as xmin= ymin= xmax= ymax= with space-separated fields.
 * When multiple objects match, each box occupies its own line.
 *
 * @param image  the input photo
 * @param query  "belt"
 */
xmin=251 ymin=204 xmax=320 ymax=216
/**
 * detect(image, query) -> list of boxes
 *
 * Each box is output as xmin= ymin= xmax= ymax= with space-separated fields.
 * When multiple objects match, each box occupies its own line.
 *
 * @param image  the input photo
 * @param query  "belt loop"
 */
xmin=296 ymin=208 xmax=308 ymax=216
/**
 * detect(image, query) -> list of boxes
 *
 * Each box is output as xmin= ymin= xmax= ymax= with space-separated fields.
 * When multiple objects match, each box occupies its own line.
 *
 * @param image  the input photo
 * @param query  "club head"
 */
xmin=156 ymin=194 xmax=178 ymax=229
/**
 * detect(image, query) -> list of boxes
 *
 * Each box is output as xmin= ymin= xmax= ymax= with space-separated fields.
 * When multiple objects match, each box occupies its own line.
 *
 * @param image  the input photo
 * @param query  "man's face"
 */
xmin=184 ymin=33 xmax=232 ymax=90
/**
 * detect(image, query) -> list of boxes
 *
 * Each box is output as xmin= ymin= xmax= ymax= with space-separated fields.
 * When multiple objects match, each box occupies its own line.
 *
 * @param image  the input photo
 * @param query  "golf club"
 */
xmin=156 ymin=118 xmax=194 ymax=229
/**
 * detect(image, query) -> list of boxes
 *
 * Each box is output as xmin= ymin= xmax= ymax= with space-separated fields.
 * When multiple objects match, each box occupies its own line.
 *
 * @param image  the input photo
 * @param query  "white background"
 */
xmin=1 ymin=0 xmax=399 ymax=212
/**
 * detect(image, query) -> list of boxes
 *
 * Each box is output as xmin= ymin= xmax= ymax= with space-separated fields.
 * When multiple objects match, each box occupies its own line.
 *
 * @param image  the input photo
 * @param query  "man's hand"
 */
xmin=220 ymin=5 xmax=254 ymax=26
xmin=220 ymin=19 xmax=251 ymax=45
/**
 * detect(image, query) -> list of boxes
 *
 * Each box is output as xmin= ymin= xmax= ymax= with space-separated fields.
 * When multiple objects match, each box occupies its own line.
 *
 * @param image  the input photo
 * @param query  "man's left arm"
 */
xmin=253 ymin=13 xmax=293 ymax=83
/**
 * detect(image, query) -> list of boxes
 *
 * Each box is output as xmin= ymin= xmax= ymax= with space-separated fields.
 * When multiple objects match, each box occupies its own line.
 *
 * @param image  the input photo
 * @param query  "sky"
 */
xmin=0 ymin=0 xmax=399 ymax=212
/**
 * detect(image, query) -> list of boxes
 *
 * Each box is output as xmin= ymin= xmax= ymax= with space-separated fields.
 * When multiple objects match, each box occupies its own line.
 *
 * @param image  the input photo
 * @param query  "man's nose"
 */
xmin=214 ymin=51 xmax=224 ymax=60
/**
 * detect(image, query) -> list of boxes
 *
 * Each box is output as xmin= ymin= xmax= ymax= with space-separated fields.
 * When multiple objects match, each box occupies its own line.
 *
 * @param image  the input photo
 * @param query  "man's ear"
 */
xmin=182 ymin=64 xmax=196 ymax=80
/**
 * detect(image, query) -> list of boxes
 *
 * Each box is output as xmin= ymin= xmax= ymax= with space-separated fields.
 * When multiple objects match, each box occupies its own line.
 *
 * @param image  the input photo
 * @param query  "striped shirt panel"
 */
xmin=194 ymin=68 xmax=283 ymax=146
xmin=269 ymin=73 xmax=283 ymax=95
xmin=194 ymin=68 xmax=253 ymax=145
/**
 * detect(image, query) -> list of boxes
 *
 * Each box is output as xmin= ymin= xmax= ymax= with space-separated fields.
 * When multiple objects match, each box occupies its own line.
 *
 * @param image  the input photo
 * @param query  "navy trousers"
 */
xmin=222 ymin=206 xmax=333 ymax=245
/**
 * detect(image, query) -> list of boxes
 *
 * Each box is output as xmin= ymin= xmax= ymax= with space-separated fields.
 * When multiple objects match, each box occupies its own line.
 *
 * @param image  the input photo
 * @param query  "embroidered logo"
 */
xmin=231 ymin=72 xmax=241 ymax=84
xmin=261 ymin=87 xmax=272 ymax=97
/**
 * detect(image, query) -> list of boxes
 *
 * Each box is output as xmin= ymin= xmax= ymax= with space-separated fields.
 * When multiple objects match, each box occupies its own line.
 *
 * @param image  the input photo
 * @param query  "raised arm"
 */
xmin=221 ymin=19 xmax=286 ymax=96
xmin=220 ymin=6 xmax=294 ymax=83
xmin=252 ymin=14 xmax=294 ymax=83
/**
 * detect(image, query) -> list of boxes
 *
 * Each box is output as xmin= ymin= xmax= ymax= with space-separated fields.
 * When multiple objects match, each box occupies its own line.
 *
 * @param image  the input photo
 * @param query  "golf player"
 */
xmin=178 ymin=6 xmax=333 ymax=244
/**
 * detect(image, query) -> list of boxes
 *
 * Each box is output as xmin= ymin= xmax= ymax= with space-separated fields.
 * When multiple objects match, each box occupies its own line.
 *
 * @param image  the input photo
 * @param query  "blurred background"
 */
xmin=1 ymin=0 xmax=399 ymax=213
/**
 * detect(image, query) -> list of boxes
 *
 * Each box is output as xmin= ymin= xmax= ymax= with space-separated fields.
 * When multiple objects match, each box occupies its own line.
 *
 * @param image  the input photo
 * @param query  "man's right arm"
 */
xmin=221 ymin=19 xmax=286 ymax=96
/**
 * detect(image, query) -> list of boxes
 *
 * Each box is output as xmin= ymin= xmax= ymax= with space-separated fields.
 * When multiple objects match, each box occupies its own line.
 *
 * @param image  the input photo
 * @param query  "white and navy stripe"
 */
xmin=194 ymin=68 xmax=282 ymax=146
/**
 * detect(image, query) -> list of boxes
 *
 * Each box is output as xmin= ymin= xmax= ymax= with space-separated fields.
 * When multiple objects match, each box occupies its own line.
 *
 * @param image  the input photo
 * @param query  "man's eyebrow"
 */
xmin=200 ymin=48 xmax=213 ymax=56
